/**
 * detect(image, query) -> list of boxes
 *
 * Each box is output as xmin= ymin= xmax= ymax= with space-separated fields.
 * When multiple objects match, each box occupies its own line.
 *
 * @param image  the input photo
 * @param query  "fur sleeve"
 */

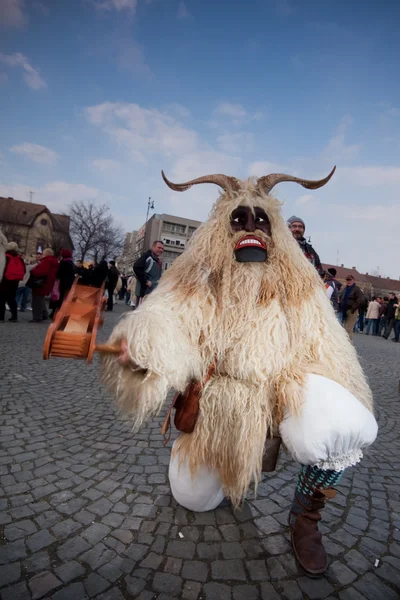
xmin=101 ymin=287 xmax=202 ymax=430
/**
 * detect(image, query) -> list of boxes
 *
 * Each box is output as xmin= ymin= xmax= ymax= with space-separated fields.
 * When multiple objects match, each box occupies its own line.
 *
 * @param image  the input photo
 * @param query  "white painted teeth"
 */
xmin=239 ymin=239 xmax=262 ymax=246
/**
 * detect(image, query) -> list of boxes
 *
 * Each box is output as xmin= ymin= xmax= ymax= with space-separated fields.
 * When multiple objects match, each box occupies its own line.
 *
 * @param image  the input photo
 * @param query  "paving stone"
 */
xmin=82 ymin=522 xmax=111 ymax=545
xmin=344 ymin=549 xmax=373 ymax=574
xmin=0 ymin=562 xmax=21 ymax=586
xmin=52 ymin=582 xmax=88 ymax=600
xmin=0 ymin=581 xmax=30 ymax=600
xmin=297 ymin=577 xmax=335 ymax=599
xmin=54 ymin=560 xmax=86 ymax=583
xmin=181 ymin=560 xmax=208 ymax=582
xmin=26 ymin=528 xmax=56 ymax=552
xmin=22 ymin=551 xmax=51 ymax=573
xmin=280 ymin=581 xmax=303 ymax=600
xmin=260 ymin=583 xmax=280 ymax=600
xmin=353 ymin=572 xmax=399 ymax=599
xmin=94 ymin=589 xmax=125 ymax=600
xmin=211 ymin=559 xmax=246 ymax=581
xmin=125 ymin=576 xmax=147 ymax=596
xmin=328 ymin=561 xmax=357 ymax=585
xmin=124 ymin=543 xmax=149 ymax=561
xmin=203 ymin=582 xmax=232 ymax=600
xmin=0 ymin=540 xmax=27 ymax=564
xmin=246 ymin=559 xmax=269 ymax=581
xmin=84 ymin=573 xmax=109 ymax=597
xmin=152 ymin=572 xmax=183 ymax=596
xmin=167 ymin=540 xmax=196 ymax=559
xmin=221 ymin=542 xmax=246 ymax=559
xmin=4 ymin=519 xmax=37 ymax=541
xmin=28 ymin=571 xmax=62 ymax=600
xmin=139 ymin=552 xmax=163 ymax=569
xmin=57 ymin=536 xmax=92 ymax=561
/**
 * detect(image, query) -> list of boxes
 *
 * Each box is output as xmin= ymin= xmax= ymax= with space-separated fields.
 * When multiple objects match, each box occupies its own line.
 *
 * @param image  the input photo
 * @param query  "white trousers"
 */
xmin=168 ymin=374 xmax=378 ymax=512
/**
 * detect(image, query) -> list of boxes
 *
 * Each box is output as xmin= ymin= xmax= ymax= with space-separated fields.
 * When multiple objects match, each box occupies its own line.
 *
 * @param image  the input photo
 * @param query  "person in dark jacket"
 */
xmin=324 ymin=269 xmax=340 ymax=315
xmin=378 ymin=296 xmax=389 ymax=335
xmin=91 ymin=257 xmax=108 ymax=288
xmin=0 ymin=242 xmax=26 ymax=322
xmin=49 ymin=249 xmax=75 ymax=318
xmin=106 ymin=261 xmax=120 ymax=311
xmin=287 ymin=216 xmax=322 ymax=272
xmin=30 ymin=248 xmax=59 ymax=322
xmin=133 ymin=241 xmax=164 ymax=302
xmin=338 ymin=275 xmax=365 ymax=341
xmin=75 ymin=260 xmax=90 ymax=285
xmin=383 ymin=293 xmax=399 ymax=339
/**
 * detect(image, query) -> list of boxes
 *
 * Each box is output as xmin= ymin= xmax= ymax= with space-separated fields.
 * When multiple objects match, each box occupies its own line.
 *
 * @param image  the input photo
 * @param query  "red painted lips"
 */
xmin=234 ymin=235 xmax=267 ymax=251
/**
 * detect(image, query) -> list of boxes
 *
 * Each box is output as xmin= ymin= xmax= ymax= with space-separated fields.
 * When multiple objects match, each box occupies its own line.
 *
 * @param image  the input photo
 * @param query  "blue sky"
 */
xmin=1 ymin=0 xmax=399 ymax=276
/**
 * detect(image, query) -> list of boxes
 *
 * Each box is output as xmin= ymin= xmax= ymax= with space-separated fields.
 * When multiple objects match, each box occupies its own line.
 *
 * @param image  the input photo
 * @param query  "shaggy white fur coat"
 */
xmin=102 ymin=180 xmax=373 ymax=505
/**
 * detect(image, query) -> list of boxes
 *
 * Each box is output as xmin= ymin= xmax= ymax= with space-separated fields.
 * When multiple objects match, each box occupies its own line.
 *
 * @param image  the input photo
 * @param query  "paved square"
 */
xmin=0 ymin=308 xmax=399 ymax=599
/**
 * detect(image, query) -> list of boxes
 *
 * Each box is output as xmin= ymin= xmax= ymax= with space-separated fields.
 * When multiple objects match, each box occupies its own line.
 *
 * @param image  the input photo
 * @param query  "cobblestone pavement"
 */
xmin=0 ymin=306 xmax=399 ymax=600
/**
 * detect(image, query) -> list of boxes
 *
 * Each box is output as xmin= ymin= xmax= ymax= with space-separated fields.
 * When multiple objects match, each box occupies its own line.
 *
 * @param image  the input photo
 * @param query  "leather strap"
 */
xmin=161 ymin=363 xmax=215 ymax=445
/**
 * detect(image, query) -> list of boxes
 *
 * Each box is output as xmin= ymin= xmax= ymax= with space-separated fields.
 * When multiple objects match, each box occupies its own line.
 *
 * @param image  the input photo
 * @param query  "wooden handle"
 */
xmin=94 ymin=343 xmax=121 ymax=355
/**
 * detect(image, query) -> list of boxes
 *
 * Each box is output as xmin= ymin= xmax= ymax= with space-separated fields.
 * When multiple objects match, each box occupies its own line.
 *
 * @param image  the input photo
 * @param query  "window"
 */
xmin=163 ymin=222 xmax=186 ymax=234
xmin=188 ymin=226 xmax=197 ymax=236
xmin=40 ymin=218 xmax=48 ymax=226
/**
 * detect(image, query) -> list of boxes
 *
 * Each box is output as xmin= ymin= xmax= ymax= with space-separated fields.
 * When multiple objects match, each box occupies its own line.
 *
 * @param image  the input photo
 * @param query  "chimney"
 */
xmin=341 ymin=264 xmax=344 ymax=267
xmin=352 ymin=267 xmax=356 ymax=270
xmin=366 ymin=272 xmax=369 ymax=275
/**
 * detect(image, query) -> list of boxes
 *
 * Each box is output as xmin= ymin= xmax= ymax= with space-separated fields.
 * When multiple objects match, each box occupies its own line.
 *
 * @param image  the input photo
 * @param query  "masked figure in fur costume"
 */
xmin=102 ymin=167 xmax=377 ymax=577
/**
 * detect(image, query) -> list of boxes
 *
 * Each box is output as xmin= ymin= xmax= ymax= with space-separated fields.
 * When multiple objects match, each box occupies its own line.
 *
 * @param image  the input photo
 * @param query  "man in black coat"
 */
xmin=383 ymin=292 xmax=399 ymax=339
xmin=106 ymin=260 xmax=120 ymax=311
xmin=287 ymin=216 xmax=322 ymax=272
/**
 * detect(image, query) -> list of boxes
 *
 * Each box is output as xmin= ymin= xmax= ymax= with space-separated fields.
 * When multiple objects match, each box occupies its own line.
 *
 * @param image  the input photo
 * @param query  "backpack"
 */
xmin=5 ymin=254 xmax=25 ymax=281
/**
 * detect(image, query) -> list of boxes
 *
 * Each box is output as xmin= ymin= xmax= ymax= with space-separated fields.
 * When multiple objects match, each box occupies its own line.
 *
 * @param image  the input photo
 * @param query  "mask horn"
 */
xmin=162 ymin=171 xmax=240 ymax=192
xmin=257 ymin=166 xmax=336 ymax=195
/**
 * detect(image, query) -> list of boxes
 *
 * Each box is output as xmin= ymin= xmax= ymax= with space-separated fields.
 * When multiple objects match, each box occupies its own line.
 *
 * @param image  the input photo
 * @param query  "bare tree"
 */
xmin=68 ymin=201 xmax=124 ymax=262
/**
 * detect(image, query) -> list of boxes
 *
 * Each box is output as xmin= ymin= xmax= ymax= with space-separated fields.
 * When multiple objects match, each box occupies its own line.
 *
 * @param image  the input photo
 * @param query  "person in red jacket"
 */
xmin=0 ymin=242 xmax=26 ymax=322
xmin=30 ymin=248 xmax=59 ymax=322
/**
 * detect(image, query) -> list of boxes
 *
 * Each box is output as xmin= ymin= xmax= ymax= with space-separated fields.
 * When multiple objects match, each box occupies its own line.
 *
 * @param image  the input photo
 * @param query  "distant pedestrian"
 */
xmin=393 ymin=303 xmax=400 ymax=343
xmin=133 ymin=241 xmax=164 ymax=302
xmin=338 ymin=275 xmax=365 ymax=341
xmin=0 ymin=228 xmax=7 ymax=283
xmin=16 ymin=258 xmax=36 ymax=312
xmin=378 ymin=296 xmax=389 ymax=335
xmin=49 ymin=249 xmax=75 ymax=318
xmin=365 ymin=297 xmax=381 ymax=336
xmin=91 ymin=257 xmax=108 ymax=288
xmin=0 ymin=242 xmax=26 ymax=322
xmin=75 ymin=260 xmax=90 ymax=285
xmin=324 ymin=269 xmax=340 ymax=316
xmin=29 ymin=248 xmax=59 ymax=322
xmin=106 ymin=261 xmax=120 ymax=311
xmin=383 ymin=293 xmax=399 ymax=339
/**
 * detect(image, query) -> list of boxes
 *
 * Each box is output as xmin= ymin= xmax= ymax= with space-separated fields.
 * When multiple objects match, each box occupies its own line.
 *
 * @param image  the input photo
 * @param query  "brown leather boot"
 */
xmin=289 ymin=488 xmax=336 ymax=577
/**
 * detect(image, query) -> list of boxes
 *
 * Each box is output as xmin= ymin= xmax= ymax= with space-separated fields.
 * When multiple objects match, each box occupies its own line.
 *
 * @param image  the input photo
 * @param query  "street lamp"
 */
xmin=144 ymin=197 xmax=155 ymax=251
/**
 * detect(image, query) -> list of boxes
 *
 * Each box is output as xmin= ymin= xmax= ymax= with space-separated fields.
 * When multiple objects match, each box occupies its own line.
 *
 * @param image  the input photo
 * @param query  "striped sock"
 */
xmin=289 ymin=465 xmax=344 ymax=525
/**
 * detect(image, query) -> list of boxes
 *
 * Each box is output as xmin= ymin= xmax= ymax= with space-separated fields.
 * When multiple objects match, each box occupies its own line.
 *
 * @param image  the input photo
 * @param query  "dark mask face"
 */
xmin=230 ymin=206 xmax=270 ymax=262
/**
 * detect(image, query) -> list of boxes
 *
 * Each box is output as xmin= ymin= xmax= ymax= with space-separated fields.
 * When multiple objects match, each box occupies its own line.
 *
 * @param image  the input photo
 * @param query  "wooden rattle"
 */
xmin=43 ymin=279 xmax=120 ymax=362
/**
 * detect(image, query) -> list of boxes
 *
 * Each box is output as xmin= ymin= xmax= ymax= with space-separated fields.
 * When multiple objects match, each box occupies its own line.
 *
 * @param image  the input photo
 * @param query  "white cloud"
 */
xmin=295 ymin=194 xmax=314 ymax=206
xmin=90 ymin=0 xmax=137 ymax=13
xmin=322 ymin=116 xmax=360 ymax=162
xmin=177 ymin=1 xmax=191 ymax=19
xmin=116 ymin=38 xmax=152 ymax=77
xmin=217 ymin=132 xmax=254 ymax=154
xmin=0 ymin=0 xmax=27 ymax=28
xmin=215 ymin=102 xmax=247 ymax=119
xmin=247 ymin=160 xmax=286 ymax=177
xmin=10 ymin=143 xmax=59 ymax=165
xmin=338 ymin=166 xmax=400 ymax=187
xmin=86 ymin=102 xmax=200 ymax=163
xmin=271 ymin=0 xmax=293 ymax=15
xmin=0 ymin=72 xmax=8 ymax=84
xmin=213 ymin=102 xmax=264 ymax=127
xmin=92 ymin=158 xmax=121 ymax=171
xmin=0 ymin=52 xmax=46 ymax=90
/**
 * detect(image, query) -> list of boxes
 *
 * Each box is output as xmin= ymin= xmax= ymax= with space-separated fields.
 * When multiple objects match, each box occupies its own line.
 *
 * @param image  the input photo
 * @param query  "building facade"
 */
xmin=132 ymin=213 xmax=202 ymax=271
xmin=119 ymin=230 xmax=138 ymax=274
xmin=0 ymin=197 xmax=73 ymax=257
